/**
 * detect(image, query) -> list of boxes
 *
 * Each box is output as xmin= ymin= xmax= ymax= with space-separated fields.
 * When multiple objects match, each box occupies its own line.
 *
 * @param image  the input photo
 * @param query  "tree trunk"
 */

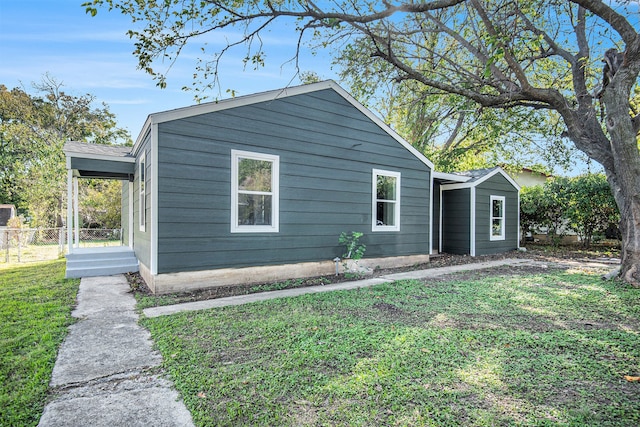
xmin=616 ymin=184 xmax=640 ymax=287
xmin=607 ymin=172 xmax=640 ymax=286
xmin=603 ymin=80 xmax=640 ymax=286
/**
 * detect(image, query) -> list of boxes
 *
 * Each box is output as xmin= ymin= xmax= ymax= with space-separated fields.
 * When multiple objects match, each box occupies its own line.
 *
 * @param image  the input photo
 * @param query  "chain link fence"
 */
xmin=0 ymin=228 xmax=123 ymax=264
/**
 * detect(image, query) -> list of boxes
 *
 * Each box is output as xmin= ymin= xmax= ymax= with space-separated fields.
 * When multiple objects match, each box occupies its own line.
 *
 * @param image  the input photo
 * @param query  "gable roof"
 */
xmin=133 ymin=80 xmax=434 ymax=169
xmin=440 ymin=166 xmax=520 ymax=191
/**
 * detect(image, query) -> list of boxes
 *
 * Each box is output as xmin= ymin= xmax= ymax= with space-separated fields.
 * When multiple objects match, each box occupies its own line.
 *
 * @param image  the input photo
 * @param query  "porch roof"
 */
xmin=64 ymin=141 xmax=135 ymax=180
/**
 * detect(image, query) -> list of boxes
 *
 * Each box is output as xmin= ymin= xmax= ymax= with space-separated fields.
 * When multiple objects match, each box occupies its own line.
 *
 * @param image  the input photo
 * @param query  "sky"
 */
xmin=0 ymin=0 xmax=338 ymax=141
xmin=1 ymin=1 xmax=635 ymax=176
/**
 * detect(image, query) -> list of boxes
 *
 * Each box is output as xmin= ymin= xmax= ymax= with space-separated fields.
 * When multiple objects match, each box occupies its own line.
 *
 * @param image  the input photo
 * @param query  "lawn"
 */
xmin=0 ymin=260 xmax=80 ymax=426
xmin=141 ymin=265 xmax=640 ymax=426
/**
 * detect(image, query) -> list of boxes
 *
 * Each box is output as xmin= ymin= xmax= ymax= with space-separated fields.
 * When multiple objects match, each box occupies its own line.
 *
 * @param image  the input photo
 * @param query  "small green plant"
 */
xmin=338 ymin=231 xmax=366 ymax=260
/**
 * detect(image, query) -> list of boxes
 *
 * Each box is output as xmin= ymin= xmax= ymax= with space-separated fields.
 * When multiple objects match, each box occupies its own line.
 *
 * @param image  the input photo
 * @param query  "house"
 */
xmin=63 ymin=80 xmax=520 ymax=293
xmin=433 ymin=168 xmax=521 ymax=256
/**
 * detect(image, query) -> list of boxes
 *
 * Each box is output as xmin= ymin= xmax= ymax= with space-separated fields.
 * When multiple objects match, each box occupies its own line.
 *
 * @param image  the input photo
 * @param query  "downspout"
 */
xmin=429 ymin=171 xmax=433 ymax=255
xmin=470 ymin=186 xmax=476 ymax=256
xmin=439 ymin=186 xmax=443 ymax=254
xmin=517 ymin=189 xmax=521 ymax=249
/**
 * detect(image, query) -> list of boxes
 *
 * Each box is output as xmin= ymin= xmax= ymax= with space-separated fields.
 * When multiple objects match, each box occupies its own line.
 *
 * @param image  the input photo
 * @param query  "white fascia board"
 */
xmin=131 ymin=80 xmax=435 ymax=171
xmin=329 ymin=83 xmax=435 ymax=170
xmin=440 ymin=182 xmax=474 ymax=191
xmin=439 ymin=167 xmax=520 ymax=192
xmin=133 ymin=118 xmax=153 ymax=156
xmin=151 ymin=80 xmax=337 ymax=124
xmin=133 ymin=81 xmax=337 ymax=152
xmin=432 ymin=171 xmax=471 ymax=183
xmin=472 ymin=167 xmax=521 ymax=190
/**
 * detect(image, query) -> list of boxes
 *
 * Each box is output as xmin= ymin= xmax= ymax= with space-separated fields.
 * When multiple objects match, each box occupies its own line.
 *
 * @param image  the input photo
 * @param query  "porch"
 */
xmin=63 ymin=142 xmax=139 ymax=278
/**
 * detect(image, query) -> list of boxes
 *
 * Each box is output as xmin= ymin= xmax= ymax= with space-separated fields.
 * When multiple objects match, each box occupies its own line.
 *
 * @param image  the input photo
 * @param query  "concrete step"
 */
xmin=65 ymin=248 xmax=139 ymax=278
xmin=66 ymin=256 xmax=137 ymax=268
xmin=66 ymin=248 xmax=136 ymax=261
xmin=65 ymin=263 xmax=139 ymax=278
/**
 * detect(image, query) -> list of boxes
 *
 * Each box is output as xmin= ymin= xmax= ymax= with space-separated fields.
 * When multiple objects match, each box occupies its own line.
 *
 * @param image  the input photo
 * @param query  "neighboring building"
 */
xmin=0 ymin=204 xmax=16 ymax=227
xmin=64 ymin=80 xmax=520 ymax=293
xmin=0 ymin=204 xmax=17 ymax=250
xmin=511 ymin=167 xmax=552 ymax=188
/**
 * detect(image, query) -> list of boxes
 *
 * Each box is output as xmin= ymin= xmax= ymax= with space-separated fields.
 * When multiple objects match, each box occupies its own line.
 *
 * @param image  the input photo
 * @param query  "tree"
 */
xmin=519 ymin=185 xmax=545 ymax=245
xmin=520 ymin=174 xmax=620 ymax=247
xmin=0 ymin=76 xmax=130 ymax=227
xmin=335 ymin=36 xmax=576 ymax=172
xmin=566 ymin=174 xmax=619 ymax=247
xmin=543 ymin=178 xmax=573 ymax=241
xmin=84 ymin=1 xmax=640 ymax=284
xmin=79 ymin=179 xmax=123 ymax=229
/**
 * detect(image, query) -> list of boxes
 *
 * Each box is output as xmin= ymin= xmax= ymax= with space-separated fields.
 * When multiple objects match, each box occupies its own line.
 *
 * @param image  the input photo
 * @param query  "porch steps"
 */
xmin=65 ymin=247 xmax=139 ymax=279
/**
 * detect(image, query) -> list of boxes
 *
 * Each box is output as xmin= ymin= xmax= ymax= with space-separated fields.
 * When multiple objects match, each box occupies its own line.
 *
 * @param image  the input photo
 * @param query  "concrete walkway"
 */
xmin=38 ymin=275 xmax=194 ymax=427
xmin=143 ymin=258 xmax=536 ymax=318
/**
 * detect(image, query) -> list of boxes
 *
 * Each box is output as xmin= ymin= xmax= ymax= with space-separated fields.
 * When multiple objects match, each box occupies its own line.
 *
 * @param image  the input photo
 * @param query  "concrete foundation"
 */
xmin=139 ymin=254 xmax=431 ymax=295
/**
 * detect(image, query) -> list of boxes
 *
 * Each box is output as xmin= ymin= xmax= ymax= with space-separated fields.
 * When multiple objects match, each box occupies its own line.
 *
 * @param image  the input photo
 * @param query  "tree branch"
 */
xmin=570 ymin=0 xmax=639 ymax=47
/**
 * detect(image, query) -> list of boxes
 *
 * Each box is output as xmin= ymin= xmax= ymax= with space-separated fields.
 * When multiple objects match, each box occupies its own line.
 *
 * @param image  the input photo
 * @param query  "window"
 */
xmin=490 ymin=195 xmax=505 ymax=240
xmin=372 ymin=169 xmax=400 ymax=231
xmin=231 ymin=150 xmax=279 ymax=233
xmin=138 ymin=153 xmax=146 ymax=232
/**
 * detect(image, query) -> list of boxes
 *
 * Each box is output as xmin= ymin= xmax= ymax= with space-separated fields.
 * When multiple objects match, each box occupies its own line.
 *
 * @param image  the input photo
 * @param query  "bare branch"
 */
xmin=570 ymin=0 xmax=639 ymax=47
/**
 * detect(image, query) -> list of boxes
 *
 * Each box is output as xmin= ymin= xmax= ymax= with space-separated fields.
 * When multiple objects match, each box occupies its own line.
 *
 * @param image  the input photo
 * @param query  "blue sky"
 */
xmin=0 ymin=0 xmax=337 ymax=141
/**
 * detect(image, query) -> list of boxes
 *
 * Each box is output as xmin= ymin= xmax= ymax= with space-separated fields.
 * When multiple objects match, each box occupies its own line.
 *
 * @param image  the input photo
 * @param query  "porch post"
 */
xmin=67 ymin=169 xmax=73 ymax=253
xmin=128 ymin=181 xmax=134 ymax=249
xmin=73 ymin=176 xmax=79 ymax=248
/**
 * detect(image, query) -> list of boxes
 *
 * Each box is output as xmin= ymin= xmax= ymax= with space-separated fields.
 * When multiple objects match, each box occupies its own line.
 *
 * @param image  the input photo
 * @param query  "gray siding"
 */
xmin=133 ymin=132 xmax=151 ymax=268
xmin=155 ymin=89 xmax=431 ymax=273
xmin=474 ymin=174 xmax=519 ymax=255
xmin=442 ymin=188 xmax=471 ymax=254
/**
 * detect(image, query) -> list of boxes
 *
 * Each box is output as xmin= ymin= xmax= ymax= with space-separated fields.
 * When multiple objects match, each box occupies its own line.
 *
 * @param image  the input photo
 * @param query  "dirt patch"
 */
xmin=127 ymin=245 xmax=621 ymax=305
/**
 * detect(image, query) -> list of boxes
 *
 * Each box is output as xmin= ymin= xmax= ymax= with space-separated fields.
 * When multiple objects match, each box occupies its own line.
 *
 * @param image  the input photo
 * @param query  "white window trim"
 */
xmin=138 ymin=152 xmax=146 ymax=232
xmin=490 ymin=195 xmax=505 ymax=241
xmin=372 ymin=169 xmax=401 ymax=232
xmin=231 ymin=150 xmax=280 ymax=233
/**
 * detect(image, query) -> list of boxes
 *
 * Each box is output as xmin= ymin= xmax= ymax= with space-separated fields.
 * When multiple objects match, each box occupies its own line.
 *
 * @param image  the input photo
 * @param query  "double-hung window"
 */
xmin=138 ymin=153 xmax=146 ymax=232
xmin=490 ymin=195 xmax=505 ymax=240
xmin=372 ymin=169 xmax=400 ymax=231
xmin=231 ymin=150 xmax=279 ymax=233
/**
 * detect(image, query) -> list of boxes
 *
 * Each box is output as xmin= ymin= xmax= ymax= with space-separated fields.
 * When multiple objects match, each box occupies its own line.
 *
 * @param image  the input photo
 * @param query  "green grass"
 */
xmin=0 ymin=260 xmax=80 ymax=426
xmin=142 ymin=269 xmax=640 ymax=426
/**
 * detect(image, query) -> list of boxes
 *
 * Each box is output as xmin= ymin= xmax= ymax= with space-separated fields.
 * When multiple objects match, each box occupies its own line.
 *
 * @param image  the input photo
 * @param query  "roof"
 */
xmin=63 ymin=141 xmax=134 ymax=161
xmin=133 ymin=80 xmax=434 ymax=169
xmin=64 ymin=141 xmax=135 ymax=180
xmin=454 ymin=167 xmax=501 ymax=182
xmin=439 ymin=166 xmax=520 ymax=191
